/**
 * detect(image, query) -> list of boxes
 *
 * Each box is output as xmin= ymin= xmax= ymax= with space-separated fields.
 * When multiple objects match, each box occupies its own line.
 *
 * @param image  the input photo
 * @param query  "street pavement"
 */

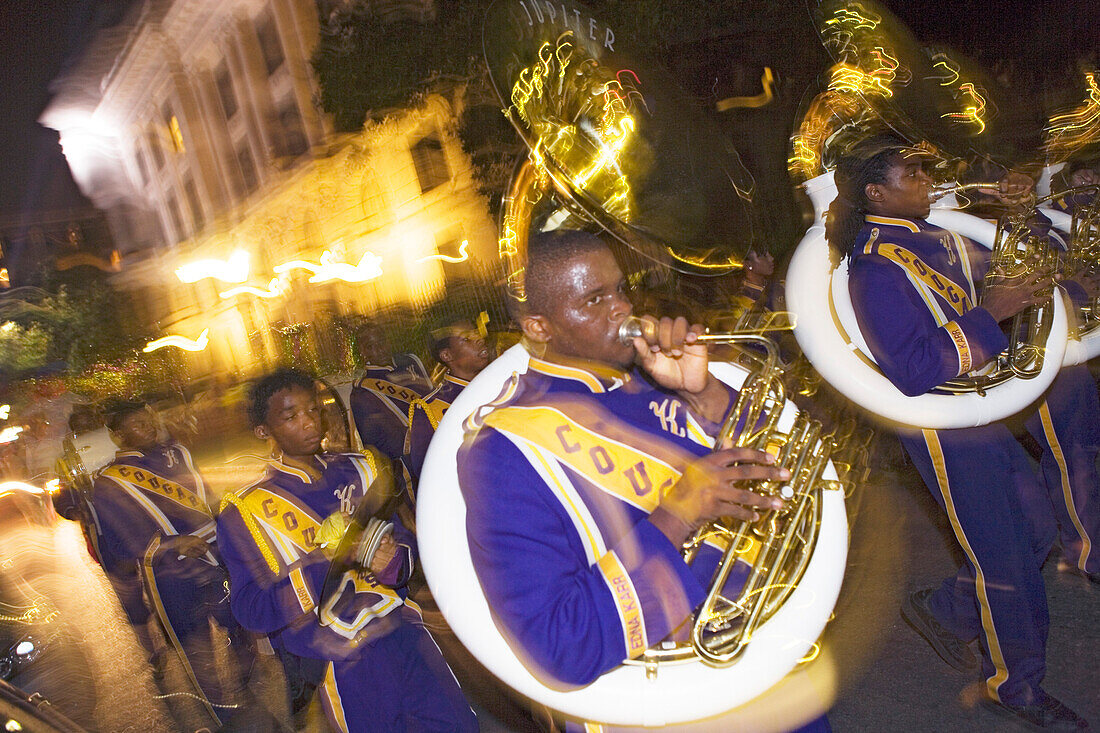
xmin=826 ymin=439 xmax=1100 ymax=732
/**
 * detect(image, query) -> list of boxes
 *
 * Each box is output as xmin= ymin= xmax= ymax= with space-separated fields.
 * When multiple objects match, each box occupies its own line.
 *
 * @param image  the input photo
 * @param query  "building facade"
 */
xmin=42 ymin=0 xmax=498 ymax=377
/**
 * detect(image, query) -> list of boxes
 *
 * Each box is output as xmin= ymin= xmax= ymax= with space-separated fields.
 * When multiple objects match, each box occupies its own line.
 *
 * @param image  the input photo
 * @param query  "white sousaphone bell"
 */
xmin=417 ymin=345 xmax=848 ymax=727
xmin=786 ymin=170 xmax=1069 ymax=429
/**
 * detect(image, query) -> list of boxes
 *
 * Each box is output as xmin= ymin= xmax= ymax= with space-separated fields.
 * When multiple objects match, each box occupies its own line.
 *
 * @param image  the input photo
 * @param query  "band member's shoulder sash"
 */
xmin=101 ymin=463 xmax=210 ymax=516
xmin=481 ymin=401 xmax=689 ymax=513
xmin=871 ymin=241 xmax=974 ymax=317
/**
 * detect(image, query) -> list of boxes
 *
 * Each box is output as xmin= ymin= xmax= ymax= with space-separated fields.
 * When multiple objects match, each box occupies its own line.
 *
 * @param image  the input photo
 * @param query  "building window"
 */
xmin=410 ymin=132 xmax=450 ymax=193
xmin=216 ymin=62 xmax=238 ymax=120
xmin=183 ymin=177 xmax=205 ymax=233
xmin=277 ymin=96 xmax=308 ymax=158
xmin=256 ymin=11 xmax=285 ymax=76
xmin=166 ymin=194 xmax=185 ymax=240
xmin=148 ymin=129 xmax=165 ymax=169
xmin=134 ymin=148 xmax=149 ymax=185
xmin=236 ymin=143 xmax=259 ymax=196
xmin=162 ymin=102 xmax=184 ymax=153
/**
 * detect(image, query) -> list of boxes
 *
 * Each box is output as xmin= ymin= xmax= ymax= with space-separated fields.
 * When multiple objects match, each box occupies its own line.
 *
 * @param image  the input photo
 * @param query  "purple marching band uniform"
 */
xmin=350 ymin=363 xmax=433 ymax=510
xmin=350 ymin=363 xmax=432 ymax=465
xmin=458 ymin=356 xmax=829 ymax=732
xmin=847 ymin=213 xmax=1096 ymax=705
xmin=405 ymin=374 xmax=469 ymax=481
xmin=87 ymin=441 xmax=249 ymax=723
xmin=216 ymin=452 xmax=476 ymax=733
xmin=992 ymin=212 xmax=1100 ymax=578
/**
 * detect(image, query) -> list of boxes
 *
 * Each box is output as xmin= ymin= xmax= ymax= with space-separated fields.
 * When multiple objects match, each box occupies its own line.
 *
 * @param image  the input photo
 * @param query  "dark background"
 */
xmin=0 ymin=0 xmax=1095 ymax=219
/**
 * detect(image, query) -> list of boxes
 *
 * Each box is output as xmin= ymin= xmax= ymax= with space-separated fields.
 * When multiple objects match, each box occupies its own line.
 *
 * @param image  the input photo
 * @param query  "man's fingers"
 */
xmin=718 ymin=487 xmax=784 ymax=510
xmin=707 ymin=447 xmax=778 ymax=466
xmin=716 ymin=464 xmax=791 ymax=484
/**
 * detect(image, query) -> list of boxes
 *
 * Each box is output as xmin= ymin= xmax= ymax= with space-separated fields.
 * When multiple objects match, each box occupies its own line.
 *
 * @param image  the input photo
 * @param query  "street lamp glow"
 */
xmin=175 ymin=250 xmax=250 ymax=284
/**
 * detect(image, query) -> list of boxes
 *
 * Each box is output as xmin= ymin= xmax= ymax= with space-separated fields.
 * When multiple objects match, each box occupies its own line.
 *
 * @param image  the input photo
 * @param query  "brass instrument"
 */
xmin=929 ymin=181 xmax=1007 ymax=202
xmin=618 ymin=316 xmax=840 ymax=670
xmin=415 ymin=1 xmax=851 ymax=725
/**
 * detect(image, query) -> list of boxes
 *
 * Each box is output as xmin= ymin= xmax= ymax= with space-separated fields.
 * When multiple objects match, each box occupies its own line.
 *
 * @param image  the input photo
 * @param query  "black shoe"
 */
xmin=985 ymin=690 xmax=1090 ymax=730
xmin=1056 ymin=559 xmax=1100 ymax=584
xmin=900 ymin=588 xmax=977 ymax=672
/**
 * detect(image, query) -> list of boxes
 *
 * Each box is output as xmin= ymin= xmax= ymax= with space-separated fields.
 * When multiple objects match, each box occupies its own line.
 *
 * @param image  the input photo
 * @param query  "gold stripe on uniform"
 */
xmin=1037 ymin=403 xmax=1094 ymax=571
xmin=239 ymin=487 xmax=323 ymax=554
xmin=597 ymin=552 xmax=648 ymax=658
xmin=483 ymin=405 xmax=684 ymax=512
xmin=320 ymin=662 xmax=350 ymax=733
xmin=943 ymin=321 xmax=973 ymax=373
xmin=100 ymin=464 xmax=210 ymax=515
xmin=922 ymin=429 xmax=1011 ymax=700
xmin=289 ymin=565 xmax=314 ymax=614
xmin=875 ymin=243 xmax=973 ymax=316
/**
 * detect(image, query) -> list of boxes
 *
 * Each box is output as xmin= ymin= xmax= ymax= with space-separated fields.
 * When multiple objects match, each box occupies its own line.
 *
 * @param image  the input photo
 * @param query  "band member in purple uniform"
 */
xmin=458 ymin=230 xmax=829 ymax=732
xmin=829 ymin=135 xmax=1089 ymax=729
xmin=217 ymin=368 xmax=476 ymax=732
xmin=87 ymin=399 xmax=255 ymax=727
xmin=405 ymin=320 xmax=491 ymax=480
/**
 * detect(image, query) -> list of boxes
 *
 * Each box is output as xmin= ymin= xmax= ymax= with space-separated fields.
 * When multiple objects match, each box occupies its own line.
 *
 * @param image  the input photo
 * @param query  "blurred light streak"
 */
xmin=1046 ymin=71 xmax=1100 ymax=162
xmin=274 ymin=251 xmax=383 ymax=284
xmin=941 ymin=83 xmax=988 ymax=133
xmin=219 ymin=275 xmax=288 ymax=299
xmin=175 ymin=250 xmax=250 ymax=284
xmin=418 ymin=240 xmax=470 ymax=264
xmin=142 ymin=329 xmax=210 ymax=353
xmin=0 ymin=404 xmax=10 ymax=420
xmin=0 ymin=427 xmax=25 ymax=444
xmin=717 ymin=67 xmax=776 ymax=111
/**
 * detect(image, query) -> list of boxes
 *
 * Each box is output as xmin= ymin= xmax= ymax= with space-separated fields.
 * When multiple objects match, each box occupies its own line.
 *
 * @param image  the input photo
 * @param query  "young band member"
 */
xmin=458 ymin=231 xmax=828 ymax=732
xmin=216 ymin=368 xmax=476 ymax=732
xmin=87 ymin=399 xmax=255 ymax=727
xmin=348 ymin=322 xmax=432 ymax=464
xmin=405 ymin=319 xmax=491 ymax=480
xmin=828 ymin=136 xmax=1089 ymax=729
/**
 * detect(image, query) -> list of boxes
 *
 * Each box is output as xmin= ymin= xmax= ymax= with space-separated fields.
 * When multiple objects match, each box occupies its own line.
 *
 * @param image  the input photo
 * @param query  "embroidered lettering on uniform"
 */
xmin=598 ymin=553 xmax=647 ymax=657
xmin=101 ymin=465 xmax=208 ymax=514
xmin=240 ymin=488 xmax=326 ymax=554
xmin=876 ymin=243 xmax=973 ymax=315
xmin=649 ymin=398 xmax=687 ymax=438
xmin=363 ymin=379 xmax=421 ymax=405
xmin=941 ymin=235 xmax=957 ymax=265
xmin=484 ymin=405 xmax=683 ymax=511
xmin=944 ymin=321 xmax=972 ymax=373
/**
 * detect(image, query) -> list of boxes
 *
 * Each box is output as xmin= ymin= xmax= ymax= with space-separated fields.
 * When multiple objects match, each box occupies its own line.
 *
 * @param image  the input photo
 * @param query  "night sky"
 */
xmin=0 ymin=0 xmax=1094 ymax=218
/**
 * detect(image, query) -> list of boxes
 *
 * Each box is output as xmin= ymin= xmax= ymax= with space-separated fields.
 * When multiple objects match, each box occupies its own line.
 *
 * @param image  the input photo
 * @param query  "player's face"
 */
xmin=540 ymin=247 xmax=636 ymax=369
xmin=443 ymin=324 xmax=490 ymax=380
xmin=357 ymin=328 xmax=392 ymax=365
xmin=114 ymin=410 xmax=158 ymax=451
xmin=259 ymin=386 xmax=324 ymax=458
xmin=868 ymin=154 xmax=932 ymax=220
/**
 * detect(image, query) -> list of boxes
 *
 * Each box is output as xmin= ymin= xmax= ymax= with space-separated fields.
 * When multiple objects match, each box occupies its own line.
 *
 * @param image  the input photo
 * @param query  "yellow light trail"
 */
xmin=274 ymin=250 xmax=383 ymax=284
xmin=418 ymin=240 xmax=470 ymax=264
xmin=175 ymin=249 xmax=250 ymax=284
xmin=142 ymin=328 xmax=210 ymax=353
xmin=941 ymin=82 xmax=987 ymax=134
xmin=0 ymin=405 xmax=9 ymax=420
xmin=219 ymin=275 xmax=288 ymax=299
